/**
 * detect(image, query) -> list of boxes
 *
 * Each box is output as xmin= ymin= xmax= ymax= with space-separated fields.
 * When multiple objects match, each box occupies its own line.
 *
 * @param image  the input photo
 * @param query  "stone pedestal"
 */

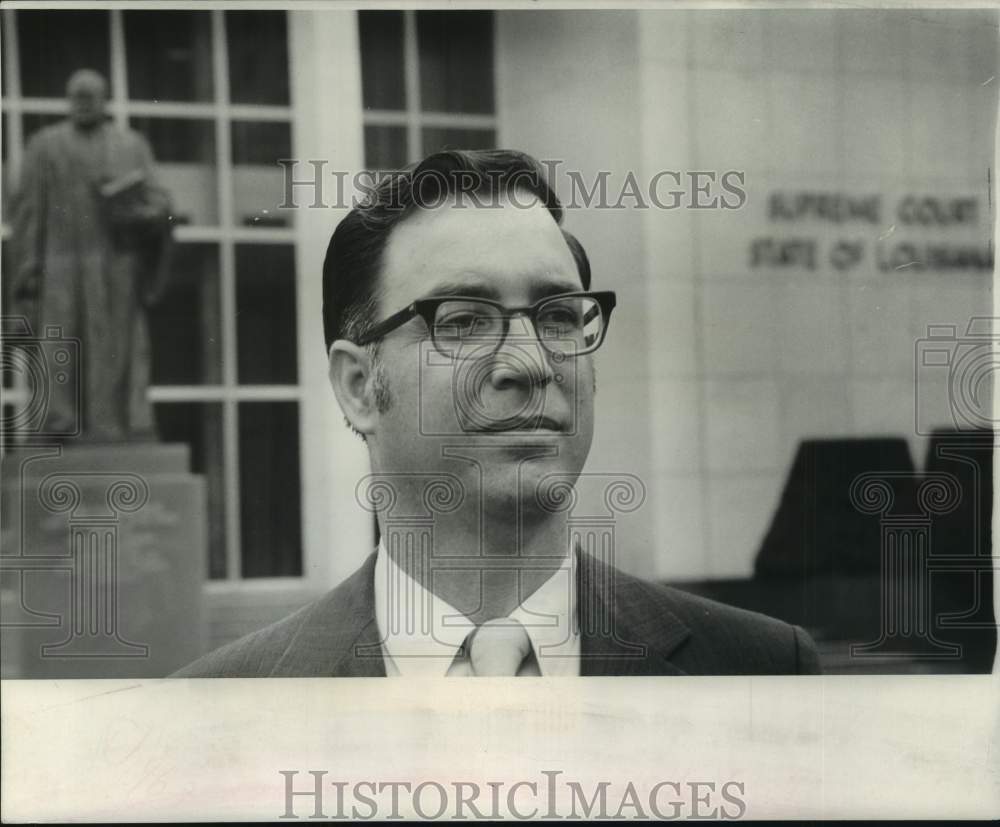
xmin=1 ymin=443 xmax=207 ymax=678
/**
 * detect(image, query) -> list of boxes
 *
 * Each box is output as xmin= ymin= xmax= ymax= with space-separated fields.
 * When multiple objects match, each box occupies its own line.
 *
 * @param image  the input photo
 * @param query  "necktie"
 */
xmin=467 ymin=618 xmax=540 ymax=676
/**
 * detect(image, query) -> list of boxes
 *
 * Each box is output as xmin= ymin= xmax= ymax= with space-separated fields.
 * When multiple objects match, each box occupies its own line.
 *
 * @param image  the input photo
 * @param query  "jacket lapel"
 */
xmin=270 ymin=551 xmax=387 ymax=677
xmin=577 ymin=548 xmax=692 ymax=676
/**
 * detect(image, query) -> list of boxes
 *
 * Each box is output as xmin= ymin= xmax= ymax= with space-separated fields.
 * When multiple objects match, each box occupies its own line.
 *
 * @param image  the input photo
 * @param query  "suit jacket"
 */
xmin=173 ymin=549 xmax=822 ymax=677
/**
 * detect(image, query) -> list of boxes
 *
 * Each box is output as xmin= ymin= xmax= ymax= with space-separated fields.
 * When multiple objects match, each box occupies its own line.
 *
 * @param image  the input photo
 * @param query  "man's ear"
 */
xmin=328 ymin=340 xmax=378 ymax=436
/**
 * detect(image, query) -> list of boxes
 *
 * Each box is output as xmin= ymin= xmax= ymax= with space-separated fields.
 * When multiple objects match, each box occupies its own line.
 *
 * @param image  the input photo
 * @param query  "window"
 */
xmin=1 ymin=9 xmax=302 ymax=582
xmin=17 ymin=10 xmax=111 ymax=98
xmin=358 ymin=10 xmax=497 ymax=170
xmin=124 ymin=11 xmax=214 ymax=102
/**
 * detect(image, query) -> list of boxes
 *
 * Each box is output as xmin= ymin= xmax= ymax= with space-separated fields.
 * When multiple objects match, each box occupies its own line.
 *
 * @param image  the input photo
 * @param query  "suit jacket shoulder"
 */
xmin=171 ymin=553 xmax=383 ymax=678
xmin=598 ymin=560 xmax=821 ymax=675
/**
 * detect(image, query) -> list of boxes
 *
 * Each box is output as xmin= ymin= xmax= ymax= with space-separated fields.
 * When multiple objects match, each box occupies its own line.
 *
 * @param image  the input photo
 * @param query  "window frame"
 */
xmin=0 ymin=8 xmax=305 ymax=586
xmin=361 ymin=10 xmax=498 ymax=167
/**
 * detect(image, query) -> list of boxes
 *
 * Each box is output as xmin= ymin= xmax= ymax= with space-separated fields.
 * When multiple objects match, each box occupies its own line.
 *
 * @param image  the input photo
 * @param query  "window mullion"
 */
xmin=211 ymin=9 xmax=243 ymax=582
xmin=3 ymin=9 xmax=24 ymax=176
xmin=109 ymin=10 xmax=128 ymax=129
xmin=403 ymin=10 xmax=421 ymax=161
xmin=2 ymin=11 xmax=26 ymax=450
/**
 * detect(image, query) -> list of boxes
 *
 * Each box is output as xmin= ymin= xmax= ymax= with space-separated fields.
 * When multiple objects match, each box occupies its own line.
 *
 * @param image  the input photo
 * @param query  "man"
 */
xmin=11 ymin=69 xmax=172 ymax=440
xmin=175 ymin=149 xmax=821 ymax=677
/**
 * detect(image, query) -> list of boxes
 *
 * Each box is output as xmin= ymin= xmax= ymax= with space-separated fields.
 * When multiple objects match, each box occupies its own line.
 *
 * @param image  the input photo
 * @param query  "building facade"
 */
xmin=2 ymin=8 xmax=995 ymax=657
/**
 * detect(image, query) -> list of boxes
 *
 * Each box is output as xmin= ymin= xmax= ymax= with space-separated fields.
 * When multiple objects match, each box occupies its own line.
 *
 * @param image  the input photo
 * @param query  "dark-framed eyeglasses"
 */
xmin=355 ymin=291 xmax=617 ymax=360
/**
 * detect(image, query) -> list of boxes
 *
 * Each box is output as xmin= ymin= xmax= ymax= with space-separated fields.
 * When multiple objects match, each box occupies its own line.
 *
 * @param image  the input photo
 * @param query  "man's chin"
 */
xmin=478 ymin=457 xmax=581 ymax=506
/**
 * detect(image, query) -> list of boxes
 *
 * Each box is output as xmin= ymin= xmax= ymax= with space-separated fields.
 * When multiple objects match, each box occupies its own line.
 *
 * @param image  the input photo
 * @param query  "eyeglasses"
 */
xmin=355 ymin=291 xmax=617 ymax=360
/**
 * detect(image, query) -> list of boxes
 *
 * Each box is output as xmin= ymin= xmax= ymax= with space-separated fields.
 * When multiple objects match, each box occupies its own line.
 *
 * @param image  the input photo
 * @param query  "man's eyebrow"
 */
xmin=423 ymin=278 xmax=583 ymax=302
xmin=424 ymin=280 xmax=502 ymax=300
xmin=530 ymin=280 xmax=582 ymax=300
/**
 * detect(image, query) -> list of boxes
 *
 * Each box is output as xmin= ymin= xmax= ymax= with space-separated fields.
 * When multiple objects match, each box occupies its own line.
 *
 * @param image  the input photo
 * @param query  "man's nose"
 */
xmin=486 ymin=314 xmax=556 ymax=390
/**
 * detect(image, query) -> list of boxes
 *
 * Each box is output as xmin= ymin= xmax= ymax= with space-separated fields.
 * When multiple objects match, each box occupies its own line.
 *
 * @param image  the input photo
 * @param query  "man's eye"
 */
xmin=437 ymin=313 xmax=480 ymax=330
xmin=539 ymin=306 xmax=580 ymax=326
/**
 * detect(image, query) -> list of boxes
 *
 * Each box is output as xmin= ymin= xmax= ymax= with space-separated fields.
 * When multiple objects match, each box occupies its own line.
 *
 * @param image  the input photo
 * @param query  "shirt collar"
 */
xmin=373 ymin=541 xmax=578 ymax=676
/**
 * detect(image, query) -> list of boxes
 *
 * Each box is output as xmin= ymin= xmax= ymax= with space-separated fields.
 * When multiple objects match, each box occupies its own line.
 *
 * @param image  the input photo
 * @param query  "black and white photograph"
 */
xmin=1 ymin=1 xmax=997 ymax=820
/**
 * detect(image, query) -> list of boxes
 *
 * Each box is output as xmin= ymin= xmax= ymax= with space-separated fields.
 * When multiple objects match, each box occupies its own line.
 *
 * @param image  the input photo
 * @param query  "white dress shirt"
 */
xmin=373 ymin=542 xmax=580 ymax=676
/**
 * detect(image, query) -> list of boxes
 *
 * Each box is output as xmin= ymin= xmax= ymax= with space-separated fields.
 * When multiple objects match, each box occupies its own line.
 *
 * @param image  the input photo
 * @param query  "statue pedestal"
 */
xmin=1 ymin=443 xmax=207 ymax=678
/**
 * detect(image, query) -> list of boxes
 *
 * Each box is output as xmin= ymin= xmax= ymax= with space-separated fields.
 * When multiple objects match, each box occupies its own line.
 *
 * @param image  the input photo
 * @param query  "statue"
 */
xmin=10 ymin=69 xmax=174 ymax=441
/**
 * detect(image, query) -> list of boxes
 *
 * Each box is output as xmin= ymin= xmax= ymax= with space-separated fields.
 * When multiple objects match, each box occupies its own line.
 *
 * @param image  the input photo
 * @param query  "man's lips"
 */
xmin=474 ymin=415 xmax=565 ymax=433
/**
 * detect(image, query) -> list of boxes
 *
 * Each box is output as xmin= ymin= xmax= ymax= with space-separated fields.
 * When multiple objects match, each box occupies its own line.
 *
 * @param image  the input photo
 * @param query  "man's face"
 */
xmin=67 ymin=78 xmax=107 ymax=128
xmin=367 ymin=191 xmax=595 ymax=517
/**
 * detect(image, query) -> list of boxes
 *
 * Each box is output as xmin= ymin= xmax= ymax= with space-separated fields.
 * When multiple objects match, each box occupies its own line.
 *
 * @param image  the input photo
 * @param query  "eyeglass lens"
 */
xmin=432 ymin=296 xmax=604 ymax=359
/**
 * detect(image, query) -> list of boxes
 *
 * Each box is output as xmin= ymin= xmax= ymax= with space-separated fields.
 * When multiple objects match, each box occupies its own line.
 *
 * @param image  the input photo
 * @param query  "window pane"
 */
xmin=130 ymin=116 xmax=216 ymax=163
xmin=365 ymin=125 xmax=408 ymax=170
xmin=17 ymin=11 xmax=111 ymax=98
xmin=130 ymin=117 xmax=218 ymax=225
xmin=154 ymin=402 xmax=227 ymax=579
xmin=2 ymin=28 xmax=7 ymax=97
xmin=359 ymin=11 xmax=405 ymax=110
xmin=124 ymin=11 xmax=214 ymax=102
xmin=231 ymin=120 xmax=290 ymax=166
xmin=417 ymin=11 xmax=494 ymax=114
xmin=239 ymin=401 xmax=301 ymax=577
xmin=231 ymin=120 xmax=292 ymax=228
xmin=226 ymin=11 xmax=290 ymax=105
xmin=235 ymin=244 xmax=297 ymax=384
xmin=422 ymin=127 xmax=496 ymax=155
xmin=1 ymin=114 xmax=8 ymax=219
xmin=1 ymin=242 xmax=10 ymax=330
xmin=148 ymin=243 xmax=222 ymax=385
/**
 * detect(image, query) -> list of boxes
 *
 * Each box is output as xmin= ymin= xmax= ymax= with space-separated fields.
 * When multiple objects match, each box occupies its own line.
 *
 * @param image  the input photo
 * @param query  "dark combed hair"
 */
xmin=322 ymin=148 xmax=591 ymax=351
